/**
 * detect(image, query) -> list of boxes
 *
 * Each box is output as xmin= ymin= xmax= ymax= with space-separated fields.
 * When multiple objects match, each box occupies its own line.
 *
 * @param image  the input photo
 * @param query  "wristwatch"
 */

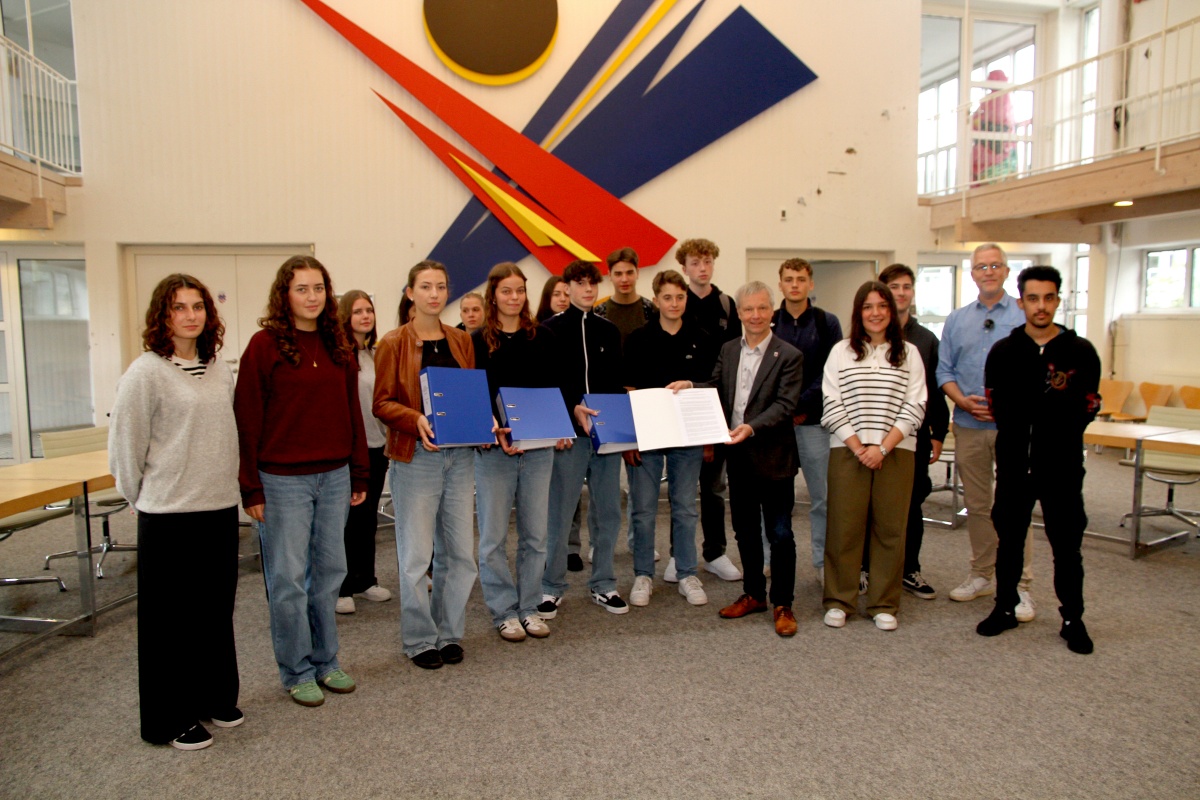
xmin=879 ymin=445 xmax=889 ymax=457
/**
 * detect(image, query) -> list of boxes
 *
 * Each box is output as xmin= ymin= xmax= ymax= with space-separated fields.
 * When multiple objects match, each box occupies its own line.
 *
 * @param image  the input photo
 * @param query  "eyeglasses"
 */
xmin=972 ymin=263 xmax=1006 ymax=272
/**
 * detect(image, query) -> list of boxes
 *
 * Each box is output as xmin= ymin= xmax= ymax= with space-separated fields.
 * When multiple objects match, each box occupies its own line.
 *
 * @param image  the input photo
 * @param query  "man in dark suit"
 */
xmin=668 ymin=281 xmax=803 ymax=636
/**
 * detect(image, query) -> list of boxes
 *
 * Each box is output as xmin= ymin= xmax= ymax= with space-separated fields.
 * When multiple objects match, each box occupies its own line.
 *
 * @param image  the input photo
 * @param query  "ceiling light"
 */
xmin=1113 ymin=200 xmax=1134 ymax=207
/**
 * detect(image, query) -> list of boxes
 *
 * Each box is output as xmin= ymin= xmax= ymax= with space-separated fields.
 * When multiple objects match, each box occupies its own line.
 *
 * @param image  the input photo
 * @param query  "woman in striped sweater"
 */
xmin=820 ymin=280 xmax=927 ymax=631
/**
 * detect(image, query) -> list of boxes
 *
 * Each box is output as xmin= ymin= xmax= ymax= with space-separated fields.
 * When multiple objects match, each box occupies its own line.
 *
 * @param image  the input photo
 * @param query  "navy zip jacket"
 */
xmin=985 ymin=325 xmax=1101 ymax=473
xmin=541 ymin=304 xmax=624 ymax=436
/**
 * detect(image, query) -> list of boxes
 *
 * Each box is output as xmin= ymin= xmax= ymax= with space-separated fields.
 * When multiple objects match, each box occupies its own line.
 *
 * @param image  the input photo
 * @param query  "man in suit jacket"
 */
xmin=668 ymin=281 xmax=804 ymax=636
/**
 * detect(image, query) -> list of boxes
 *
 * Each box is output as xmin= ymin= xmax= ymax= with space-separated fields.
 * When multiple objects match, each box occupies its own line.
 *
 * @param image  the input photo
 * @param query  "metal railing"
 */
xmin=0 ymin=34 xmax=80 ymax=177
xmin=918 ymin=15 xmax=1200 ymax=197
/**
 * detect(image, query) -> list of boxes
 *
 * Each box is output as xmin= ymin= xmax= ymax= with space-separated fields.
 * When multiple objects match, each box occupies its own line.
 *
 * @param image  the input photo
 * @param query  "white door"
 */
xmin=131 ymin=248 xmax=308 ymax=375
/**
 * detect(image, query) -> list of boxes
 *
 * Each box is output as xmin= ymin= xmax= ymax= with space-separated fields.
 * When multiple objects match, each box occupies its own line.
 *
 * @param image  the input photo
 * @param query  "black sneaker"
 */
xmin=412 ymin=649 xmax=443 ymax=670
xmin=203 ymin=708 xmax=244 ymax=728
xmin=567 ymin=553 xmax=584 ymax=572
xmin=976 ymin=607 xmax=1018 ymax=637
xmin=439 ymin=643 xmax=464 ymax=664
xmin=902 ymin=571 xmax=937 ymax=600
xmin=536 ymin=594 xmax=562 ymax=620
xmin=170 ymin=723 xmax=213 ymax=751
xmin=590 ymin=590 xmax=629 ymax=615
xmin=1060 ymin=619 xmax=1094 ymax=654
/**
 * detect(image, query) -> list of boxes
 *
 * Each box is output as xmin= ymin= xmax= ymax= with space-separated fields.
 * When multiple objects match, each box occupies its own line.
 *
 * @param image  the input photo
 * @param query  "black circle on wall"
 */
xmin=424 ymin=0 xmax=558 ymax=84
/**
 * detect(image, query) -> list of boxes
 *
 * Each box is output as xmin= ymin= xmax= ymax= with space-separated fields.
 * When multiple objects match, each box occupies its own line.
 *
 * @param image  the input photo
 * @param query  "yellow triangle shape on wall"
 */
xmin=452 ymin=156 xmax=600 ymax=262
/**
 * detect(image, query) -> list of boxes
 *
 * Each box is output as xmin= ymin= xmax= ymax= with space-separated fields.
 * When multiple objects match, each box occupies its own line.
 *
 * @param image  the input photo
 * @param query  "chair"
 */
xmin=925 ymin=399 xmax=964 ymax=528
xmin=1096 ymin=379 xmax=1134 ymax=419
xmin=39 ymin=427 xmax=133 ymax=579
xmin=1 ymin=508 xmax=71 ymax=592
xmin=1110 ymin=382 xmax=1173 ymax=422
xmin=1120 ymin=406 xmax=1200 ymax=530
xmin=1180 ymin=385 xmax=1200 ymax=410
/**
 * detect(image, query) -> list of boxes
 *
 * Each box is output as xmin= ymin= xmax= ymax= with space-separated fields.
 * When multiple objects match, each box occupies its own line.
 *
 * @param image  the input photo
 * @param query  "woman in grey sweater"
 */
xmin=109 ymin=274 xmax=241 ymax=752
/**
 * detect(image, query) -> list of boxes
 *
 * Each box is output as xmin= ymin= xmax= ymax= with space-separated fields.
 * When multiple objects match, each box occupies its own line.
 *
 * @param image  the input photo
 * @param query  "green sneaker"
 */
xmin=288 ymin=680 xmax=325 ymax=707
xmin=320 ymin=668 xmax=356 ymax=694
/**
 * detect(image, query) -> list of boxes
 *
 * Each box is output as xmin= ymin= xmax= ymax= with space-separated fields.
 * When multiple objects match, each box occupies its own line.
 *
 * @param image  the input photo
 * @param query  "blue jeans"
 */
xmin=475 ymin=446 xmax=553 ymax=624
xmin=390 ymin=447 xmax=477 ymax=658
xmin=629 ymin=447 xmax=702 ymax=579
xmin=258 ymin=466 xmax=350 ymax=689
xmin=795 ymin=424 xmax=831 ymax=568
xmin=544 ymin=438 xmax=621 ymax=596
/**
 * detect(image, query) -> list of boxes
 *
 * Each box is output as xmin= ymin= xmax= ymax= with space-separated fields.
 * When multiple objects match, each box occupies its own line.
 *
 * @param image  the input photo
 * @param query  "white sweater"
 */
xmin=821 ymin=340 xmax=927 ymax=451
xmin=108 ymin=352 xmax=240 ymax=513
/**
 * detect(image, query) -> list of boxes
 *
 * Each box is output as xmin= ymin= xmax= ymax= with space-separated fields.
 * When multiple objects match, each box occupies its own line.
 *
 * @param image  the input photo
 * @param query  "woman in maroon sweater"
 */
xmin=234 ymin=256 xmax=369 ymax=707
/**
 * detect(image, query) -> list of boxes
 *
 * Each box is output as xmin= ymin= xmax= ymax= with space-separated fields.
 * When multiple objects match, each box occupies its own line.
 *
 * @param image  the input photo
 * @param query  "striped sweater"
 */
xmin=821 ymin=340 xmax=927 ymax=451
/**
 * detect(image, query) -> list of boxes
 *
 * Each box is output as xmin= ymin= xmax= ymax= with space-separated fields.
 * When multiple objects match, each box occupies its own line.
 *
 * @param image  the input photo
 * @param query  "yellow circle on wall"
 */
xmin=423 ymin=0 xmax=558 ymax=86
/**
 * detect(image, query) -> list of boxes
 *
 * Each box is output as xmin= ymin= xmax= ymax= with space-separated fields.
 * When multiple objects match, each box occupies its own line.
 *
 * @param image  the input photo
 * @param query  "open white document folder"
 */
xmin=628 ymin=387 xmax=732 ymax=452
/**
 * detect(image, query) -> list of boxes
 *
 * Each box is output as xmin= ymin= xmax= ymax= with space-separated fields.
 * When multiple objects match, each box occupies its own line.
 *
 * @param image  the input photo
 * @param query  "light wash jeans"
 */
xmin=795 ymin=424 xmax=831 ymax=568
xmin=390 ymin=447 xmax=477 ymax=658
xmin=544 ymin=438 xmax=621 ymax=596
xmin=474 ymin=446 xmax=553 ymax=624
xmin=629 ymin=446 xmax=702 ymax=579
xmin=258 ymin=466 xmax=350 ymax=689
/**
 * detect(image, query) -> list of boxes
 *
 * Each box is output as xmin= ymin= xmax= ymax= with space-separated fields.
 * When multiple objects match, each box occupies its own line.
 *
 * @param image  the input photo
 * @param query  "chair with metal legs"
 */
xmin=1119 ymin=406 xmax=1200 ymax=530
xmin=39 ymin=427 xmax=132 ymax=579
xmin=2 ymin=507 xmax=72 ymax=592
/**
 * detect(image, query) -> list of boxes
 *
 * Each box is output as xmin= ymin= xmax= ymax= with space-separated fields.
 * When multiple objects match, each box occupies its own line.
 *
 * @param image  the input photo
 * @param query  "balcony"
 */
xmin=920 ymin=15 xmax=1200 ymax=243
xmin=0 ymin=33 xmax=81 ymax=230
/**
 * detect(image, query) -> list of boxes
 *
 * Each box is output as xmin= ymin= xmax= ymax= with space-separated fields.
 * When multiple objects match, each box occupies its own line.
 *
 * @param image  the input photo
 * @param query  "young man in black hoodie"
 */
xmin=539 ymin=259 xmax=629 ymax=617
xmin=976 ymin=266 xmax=1101 ymax=654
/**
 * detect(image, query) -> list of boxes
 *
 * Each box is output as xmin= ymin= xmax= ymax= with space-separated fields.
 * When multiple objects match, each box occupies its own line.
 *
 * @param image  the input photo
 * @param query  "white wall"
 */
xmin=56 ymin=0 xmax=925 ymax=420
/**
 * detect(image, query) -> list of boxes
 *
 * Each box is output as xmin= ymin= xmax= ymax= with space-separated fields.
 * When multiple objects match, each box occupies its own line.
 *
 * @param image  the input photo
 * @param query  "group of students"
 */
xmin=107 ymin=240 xmax=1100 ymax=753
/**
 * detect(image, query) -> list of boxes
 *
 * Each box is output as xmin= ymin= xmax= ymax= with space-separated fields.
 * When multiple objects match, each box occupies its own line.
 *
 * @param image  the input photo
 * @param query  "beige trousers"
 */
xmin=954 ymin=424 xmax=1032 ymax=589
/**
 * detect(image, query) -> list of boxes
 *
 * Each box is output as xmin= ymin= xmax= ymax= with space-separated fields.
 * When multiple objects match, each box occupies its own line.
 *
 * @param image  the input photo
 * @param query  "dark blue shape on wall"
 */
xmin=428 ymin=3 xmax=817 ymax=289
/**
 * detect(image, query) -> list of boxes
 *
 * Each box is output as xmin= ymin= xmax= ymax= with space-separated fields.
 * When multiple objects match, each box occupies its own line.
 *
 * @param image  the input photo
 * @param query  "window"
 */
xmin=1079 ymin=7 xmax=1100 ymax=164
xmin=1070 ymin=244 xmax=1090 ymax=333
xmin=1143 ymin=248 xmax=1200 ymax=310
xmin=919 ymin=13 xmax=1037 ymax=194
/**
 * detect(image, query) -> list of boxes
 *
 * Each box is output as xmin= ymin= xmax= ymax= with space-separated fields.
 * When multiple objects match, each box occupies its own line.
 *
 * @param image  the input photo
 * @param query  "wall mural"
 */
xmin=300 ymin=0 xmax=817 ymax=290
xmin=423 ymin=0 xmax=559 ymax=86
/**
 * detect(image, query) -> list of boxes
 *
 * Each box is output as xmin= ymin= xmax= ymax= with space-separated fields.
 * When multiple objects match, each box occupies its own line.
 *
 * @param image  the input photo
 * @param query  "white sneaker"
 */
xmin=663 ymin=557 xmax=679 ymax=583
xmin=873 ymin=612 xmax=898 ymax=631
xmin=354 ymin=585 xmax=392 ymax=603
xmin=949 ymin=575 xmax=996 ymax=602
xmin=587 ymin=547 xmax=593 ymax=563
xmin=859 ymin=570 xmax=869 ymax=596
xmin=678 ymin=575 xmax=708 ymax=606
xmin=335 ymin=596 xmax=355 ymax=614
xmin=497 ymin=618 xmax=526 ymax=642
xmin=630 ymin=575 xmax=652 ymax=607
xmin=1015 ymin=590 xmax=1036 ymax=622
xmin=702 ymin=554 xmax=743 ymax=581
xmin=815 ymin=566 xmax=824 ymax=589
xmin=823 ymin=608 xmax=846 ymax=628
xmin=654 ymin=549 xmax=661 ymax=562
xmin=521 ymin=615 xmax=550 ymax=638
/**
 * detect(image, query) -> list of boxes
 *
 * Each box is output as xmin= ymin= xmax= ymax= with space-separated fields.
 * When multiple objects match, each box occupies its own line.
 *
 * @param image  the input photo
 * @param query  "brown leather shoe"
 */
xmin=719 ymin=594 xmax=769 ymax=618
xmin=774 ymin=606 xmax=798 ymax=637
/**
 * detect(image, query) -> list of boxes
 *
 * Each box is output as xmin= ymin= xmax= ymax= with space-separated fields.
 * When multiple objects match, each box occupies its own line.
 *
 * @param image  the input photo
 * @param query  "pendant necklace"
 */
xmin=299 ymin=336 xmax=319 ymax=368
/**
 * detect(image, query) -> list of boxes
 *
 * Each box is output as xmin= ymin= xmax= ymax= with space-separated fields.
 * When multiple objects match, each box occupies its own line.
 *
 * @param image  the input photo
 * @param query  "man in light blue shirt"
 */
xmin=936 ymin=244 xmax=1036 ymax=621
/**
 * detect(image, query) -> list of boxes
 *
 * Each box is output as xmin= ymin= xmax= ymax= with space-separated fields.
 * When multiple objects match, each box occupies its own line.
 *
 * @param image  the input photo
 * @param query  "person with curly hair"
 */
xmin=109 ymin=273 xmax=241 ymax=750
xmin=234 ymin=255 xmax=369 ymax=707
xmin=334 ymin=290 xmax=392 ymax=615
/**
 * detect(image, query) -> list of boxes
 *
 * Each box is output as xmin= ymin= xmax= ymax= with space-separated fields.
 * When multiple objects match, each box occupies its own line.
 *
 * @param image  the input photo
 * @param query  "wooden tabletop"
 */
xmin=1083 ymin=422 xmax=1185 ymax=449
xmin=1142 ymin=428 xmax=1200 ymax=456
xmin=0 ymin=450 xmax=115 ymax=491
xmin=0 ymin=478 xmax=85 ymax=519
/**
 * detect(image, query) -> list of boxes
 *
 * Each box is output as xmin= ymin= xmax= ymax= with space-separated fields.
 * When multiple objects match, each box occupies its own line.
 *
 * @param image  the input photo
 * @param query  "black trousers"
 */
xmin=992 ymin=461 xmax=1087 ymax=620
xmin=727 ymin=457 xmax=796 ymax=607
xmin=698 ymin=446 xmax=728 ymax=562
xmin=341 ymin=446 xmax=389 ymax=596
xmin=138 ymin=506 xmax=239 ymax=744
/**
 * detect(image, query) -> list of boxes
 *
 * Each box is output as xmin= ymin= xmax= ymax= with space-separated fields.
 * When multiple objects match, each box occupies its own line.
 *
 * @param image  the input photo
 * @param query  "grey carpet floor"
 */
xmin=1 ymin=447 xmax=1198 ymax=799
